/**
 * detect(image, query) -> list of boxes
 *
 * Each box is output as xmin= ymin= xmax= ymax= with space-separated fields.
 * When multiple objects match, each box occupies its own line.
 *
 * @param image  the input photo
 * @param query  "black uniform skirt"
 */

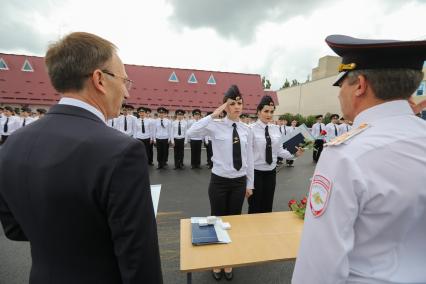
xmin=208 ymin=173 xmax=246 ymax=216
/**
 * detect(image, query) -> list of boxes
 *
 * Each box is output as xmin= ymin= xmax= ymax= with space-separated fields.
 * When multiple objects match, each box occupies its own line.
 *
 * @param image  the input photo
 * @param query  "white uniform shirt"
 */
xmin=325 ymin=122 xmax=339 ymax=139
xmin=153 ymin=118 xmax=171 ymax=141
xmin=187 ymin=115 xmax=254 ymax=189
xmin=19 ymin=116 xmax=35 ymax=128
xmin=187 ymin=119 xmax=203 ymax=140
xmin=171 ymin=119 xmax=187 ymax=143
xmin=1 ymin=115 xmax=22 ymax=136
xmin=293 ymin=100 xmax=426 ymax=284
xmin=106 ymin=118 xmax=116 ymax=128
xmin=338 ymin=123 xmax=352 ymax=135
xmin=115 ymin=114 xmax=137 ymax=136
xmin=311 ymin=122 xmax=326 ymax=138
xmin=134 ymin=117 xmax=154 ymax=140
xmin=251 ymin=120 xmax=293 ymax=171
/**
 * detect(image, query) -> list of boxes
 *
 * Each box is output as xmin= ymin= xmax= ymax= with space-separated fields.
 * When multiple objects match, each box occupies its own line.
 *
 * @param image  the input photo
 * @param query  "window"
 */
xmin=0 ymin=58 xmax=8 ymax=70
xmin=168 ymin=71 xmax=179 ymax=82
xmin=207 ymin=74 xmax=216 ymax=85
xmin=188 ymin=73 xmax=197 ymax=84
xmin=21 ymin=59 xmax=34 ymax=72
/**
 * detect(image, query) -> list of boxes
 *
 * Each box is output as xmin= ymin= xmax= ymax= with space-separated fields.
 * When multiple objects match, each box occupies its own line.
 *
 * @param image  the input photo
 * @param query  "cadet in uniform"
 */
xmin=186 ymin=85 xmax=254 ymax=281
xmin=249 ymin=96 xmax=303 ymax=213
xmin=285 ymin=119 xmax=298 ymax=167
xmin=325 ymin=113 xmax=340 ymax=141
xmin=293 ymin=35 xmax=426 ymax=284
xmin=115 ymin=104 xmax=137 ymax=137
xmin=33 ymin=108 xmax=47 ymax=121
xmin=338 ymin=117 xmax=352 ymax=135
xmin=135 ymin=107 xmax=154 ymax=166
xmin=19 ymin=107 xmax=35 ymax=128
xmin=187 ymin=109 xmax=203 ymax=169
xmin=311 ymin=114 xmax=326 ymax=162
xmin=171 ymin=109 xmax=187 ymax=169
xmin=1 ymin=106 xmax=20 ymax=144
xmin=153 ymin=107 xmax=171 ymax=169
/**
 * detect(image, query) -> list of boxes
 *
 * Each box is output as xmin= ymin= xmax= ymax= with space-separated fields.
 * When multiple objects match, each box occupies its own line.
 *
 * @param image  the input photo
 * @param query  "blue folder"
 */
xmin=191 ymin=223 xmax=219 ymax=245
xmin=283 ymin=133 xmax=305 ymax=154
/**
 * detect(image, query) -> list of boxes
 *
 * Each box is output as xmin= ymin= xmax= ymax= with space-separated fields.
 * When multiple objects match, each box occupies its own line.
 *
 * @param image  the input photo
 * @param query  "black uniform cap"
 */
xmin=239 ymin=113 xmax=248 ymax=119
xmin=224 ymin=85 xmax=242 ymax=101
xmin=330 ymin=114 xmax=340 ymax=119
xmin=21 ymin=107 xmax=32 ymax=113
xmin=175 ymin=109 xmax=185 ymax=115
xmin=315 ymin=115 xmax=323 ymax=119
xmin=145 ymin=107 xmax=152 ymax=113
xmin=157 ymin=107 xmax=168 ymax=113
xmin=36 ymin=108 xmax=47 ymax=114
xmin=257 ymin=95 xmax=275 ymax=110
xmin=137 ymin=107 xmax=146 ymax=112
xmin=192 ymin=109 xmax=201 ymax=115
xmin=326 ymin=35 xmax=426 ymax=86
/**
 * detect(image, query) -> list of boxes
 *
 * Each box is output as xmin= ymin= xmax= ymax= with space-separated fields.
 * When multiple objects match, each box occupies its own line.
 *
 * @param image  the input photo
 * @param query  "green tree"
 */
xmin=262 ymin=76 xmax=272 ymax=89
xmin=282 ymin=78 xmax=290 ymax=89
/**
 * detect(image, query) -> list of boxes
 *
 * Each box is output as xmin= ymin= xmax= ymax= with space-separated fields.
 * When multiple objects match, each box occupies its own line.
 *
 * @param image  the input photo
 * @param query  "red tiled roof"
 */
xmin=0 ymin=53 xmax=277 ymax=113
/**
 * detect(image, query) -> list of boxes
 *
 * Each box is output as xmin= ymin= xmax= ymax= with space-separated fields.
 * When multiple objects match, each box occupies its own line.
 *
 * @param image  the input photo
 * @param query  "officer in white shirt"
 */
xmin=204 ymin=112 xmax=214 ymax=169
xmin=338 ymin=117 xmax=352 ymax=135
xmin=0 ymin=107 xmax=3 ymax=119
xmin=171 ymin=109 xmax=187 ymax=169
xmin=187 ymin=109 xmax=203 ymax=169
xmin=276 ymin=117 xmax=289 ymax=166
xmin=33 ymin=108 xmax=47 ymax=121
xmin=115 ymin=104 xmax=137 ymax=137
xmin=292 ymin=34 xmax=426 ymax=284
xmin=249 ymin=96 xmax=303 ymax=214
xmin=1 ymin=106 xmax=21 ymax=144
xmin=153 ymin=107 xmax=171 ymax=169
xmin=186 ymin=85 xmax=254 ymax=281
xmin=311 ymin=114 xmax=326 ymax=162
xmin=325 ymin=113 xmax=340 ymax=141
xmin=19 ymin=107 xmax=35 ymax=128
xmin=135 ymin=107 xmax=154 ymax=166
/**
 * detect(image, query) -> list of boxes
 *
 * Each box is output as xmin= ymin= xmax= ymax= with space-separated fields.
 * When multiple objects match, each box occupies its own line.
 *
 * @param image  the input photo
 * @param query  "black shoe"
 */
xmin=212 ymin=270 xmax=223 ymax=281
xmin=148 ymin=162 xmax=154 ymax=166
xmin=224 ymin=270 xmax=233 ymax=281
xmin=174 ymin=166 xmax=180 ymax=170
xmin=156 ymin=166 xmax=163 ymax=170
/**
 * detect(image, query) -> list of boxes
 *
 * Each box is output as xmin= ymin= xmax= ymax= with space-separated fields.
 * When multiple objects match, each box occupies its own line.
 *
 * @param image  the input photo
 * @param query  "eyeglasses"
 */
xmin=101 ymin=70 xmax=133 ymax=91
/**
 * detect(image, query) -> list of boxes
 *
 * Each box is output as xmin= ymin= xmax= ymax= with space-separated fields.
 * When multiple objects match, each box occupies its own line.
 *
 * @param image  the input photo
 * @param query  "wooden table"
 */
xmin=180 ymin=211 xmax=304 ymax=283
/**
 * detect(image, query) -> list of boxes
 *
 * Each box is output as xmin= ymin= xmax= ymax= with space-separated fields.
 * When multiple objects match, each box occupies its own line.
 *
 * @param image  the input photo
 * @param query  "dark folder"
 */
xmin=283 ymin=133 xmax=305 ymax=154
xmin=191 ymin=223 xmax=219 ymax=245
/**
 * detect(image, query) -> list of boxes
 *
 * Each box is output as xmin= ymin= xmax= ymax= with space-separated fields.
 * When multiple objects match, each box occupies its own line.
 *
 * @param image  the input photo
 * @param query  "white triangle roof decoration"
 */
xmin=207 ymin=74 xmax=216 ymax=85
xmin=21 ymin=59 xmax=34 ymax=72
xmin=168 ymin=71 xmax=179 ymax=82
xmin=188 ymin=73 xmax=197 ymax=84
xmin=0 ymin=58 xmax=8 ymax=70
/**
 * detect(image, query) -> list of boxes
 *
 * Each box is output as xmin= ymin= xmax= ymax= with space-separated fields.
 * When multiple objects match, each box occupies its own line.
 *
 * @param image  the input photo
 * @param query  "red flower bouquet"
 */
xmin=288 ymin=197 xmax=307 ymax=219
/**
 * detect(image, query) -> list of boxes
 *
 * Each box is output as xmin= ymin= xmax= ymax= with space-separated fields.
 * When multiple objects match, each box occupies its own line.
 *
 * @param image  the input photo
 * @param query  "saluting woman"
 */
xmin=249 ymin=96 xmax=304 ymax=214
xmin=186 ymin=85 xmax=254 ymax=281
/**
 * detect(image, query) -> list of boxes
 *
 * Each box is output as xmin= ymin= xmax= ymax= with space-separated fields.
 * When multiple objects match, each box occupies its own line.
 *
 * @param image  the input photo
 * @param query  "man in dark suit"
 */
xmin=0 ymin=32 xmax=163 ymax=284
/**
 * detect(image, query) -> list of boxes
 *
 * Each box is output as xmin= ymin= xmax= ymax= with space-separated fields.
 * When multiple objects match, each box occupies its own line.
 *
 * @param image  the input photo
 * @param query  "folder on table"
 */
xmin=191 ymin=223 xmax=220 ymax=245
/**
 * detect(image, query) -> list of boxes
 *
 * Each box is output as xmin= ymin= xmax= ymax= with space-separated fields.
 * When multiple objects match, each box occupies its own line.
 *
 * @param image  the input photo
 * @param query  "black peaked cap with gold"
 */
xmin=224 ymin=84 xmax=242 ymax=101
xmin=326 ymin=34 xmax=426 ymax=86
xmin=257 ymin=95 xmax=275 ymax=109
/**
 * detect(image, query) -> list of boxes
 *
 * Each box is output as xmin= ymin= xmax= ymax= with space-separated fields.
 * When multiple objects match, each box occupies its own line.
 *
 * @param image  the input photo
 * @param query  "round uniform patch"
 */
xmin=309 ymin=175 xmax=332 ymax=217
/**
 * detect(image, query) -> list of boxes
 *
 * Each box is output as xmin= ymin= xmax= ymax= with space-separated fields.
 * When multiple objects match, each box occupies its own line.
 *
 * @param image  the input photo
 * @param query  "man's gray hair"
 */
xmin=347 ymin=69 xmax=424 ymax=100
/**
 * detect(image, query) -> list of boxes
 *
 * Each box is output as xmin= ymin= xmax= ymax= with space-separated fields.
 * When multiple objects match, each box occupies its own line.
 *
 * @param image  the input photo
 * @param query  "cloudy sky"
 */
xmin=1 ymin=0 xmax=425 ymax=89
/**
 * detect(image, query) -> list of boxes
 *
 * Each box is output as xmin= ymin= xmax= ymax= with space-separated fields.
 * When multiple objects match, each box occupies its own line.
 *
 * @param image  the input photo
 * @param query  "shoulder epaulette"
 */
xmin=325 ymin=123 xmax=370 ymax=146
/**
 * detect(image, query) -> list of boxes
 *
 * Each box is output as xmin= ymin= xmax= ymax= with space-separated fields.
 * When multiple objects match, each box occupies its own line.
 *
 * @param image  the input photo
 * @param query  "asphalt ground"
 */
xmin=0 ymin=147 xmax=316 ymax=284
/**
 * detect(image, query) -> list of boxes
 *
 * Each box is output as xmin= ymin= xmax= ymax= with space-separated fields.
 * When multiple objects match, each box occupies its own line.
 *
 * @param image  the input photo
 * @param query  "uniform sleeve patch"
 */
xmin=309 ymin=174 xmax=332 ymax=217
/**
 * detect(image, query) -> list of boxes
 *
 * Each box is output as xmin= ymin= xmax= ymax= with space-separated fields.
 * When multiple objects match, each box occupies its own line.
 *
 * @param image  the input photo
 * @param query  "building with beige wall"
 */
xmin=276 ymin=56 xmax=426 ymax=117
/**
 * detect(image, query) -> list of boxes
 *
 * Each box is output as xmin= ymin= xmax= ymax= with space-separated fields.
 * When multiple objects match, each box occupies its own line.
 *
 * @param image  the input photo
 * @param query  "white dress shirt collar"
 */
xmin=58 ymin=97 xmax=106 ymax=124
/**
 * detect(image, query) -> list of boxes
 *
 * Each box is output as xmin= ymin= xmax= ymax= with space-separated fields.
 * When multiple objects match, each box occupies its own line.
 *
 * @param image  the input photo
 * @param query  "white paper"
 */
xmin=150 ymin=184 xmax=161 ymax=217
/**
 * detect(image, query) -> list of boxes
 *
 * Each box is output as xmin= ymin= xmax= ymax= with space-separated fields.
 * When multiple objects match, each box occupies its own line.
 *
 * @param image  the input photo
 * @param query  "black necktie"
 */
xmin=111 ymin=119 xmax=114 ymax=127
xmin=232 ymin=123 xmax=242 ymax=171
xmin=265 ymin=125 xmax=272 ymax=165
xmin=142 ymin=119 xmax=145 ymax=133
xmin=161 ymin=119 xmax=165 ymax=128
xmin=124 ymin=116 xmax=128 ymax=131
xmin=22 ymin=118 xmax=26 ymax=127
xmin=334 ymin=124 xmax=338 ymax=136
xmin=279 ymin=126 xmax=282 ymax=134
xmin=178 ymin=121 xmax=181 ymax=136
xmin=346 ymin=125 xmax=349 ymax=132
xmin=284 ymin=126 xmax=286 ymax=135
xmin=319 ymin=124 xmax=322 ymax=132
xmin=4 ymin=117 xmax=9 ymax=133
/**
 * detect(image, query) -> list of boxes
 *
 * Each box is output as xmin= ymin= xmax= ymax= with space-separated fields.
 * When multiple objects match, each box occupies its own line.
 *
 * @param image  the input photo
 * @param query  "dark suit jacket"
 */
xmin=0 ymin=104 xmax=163 ymax=284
